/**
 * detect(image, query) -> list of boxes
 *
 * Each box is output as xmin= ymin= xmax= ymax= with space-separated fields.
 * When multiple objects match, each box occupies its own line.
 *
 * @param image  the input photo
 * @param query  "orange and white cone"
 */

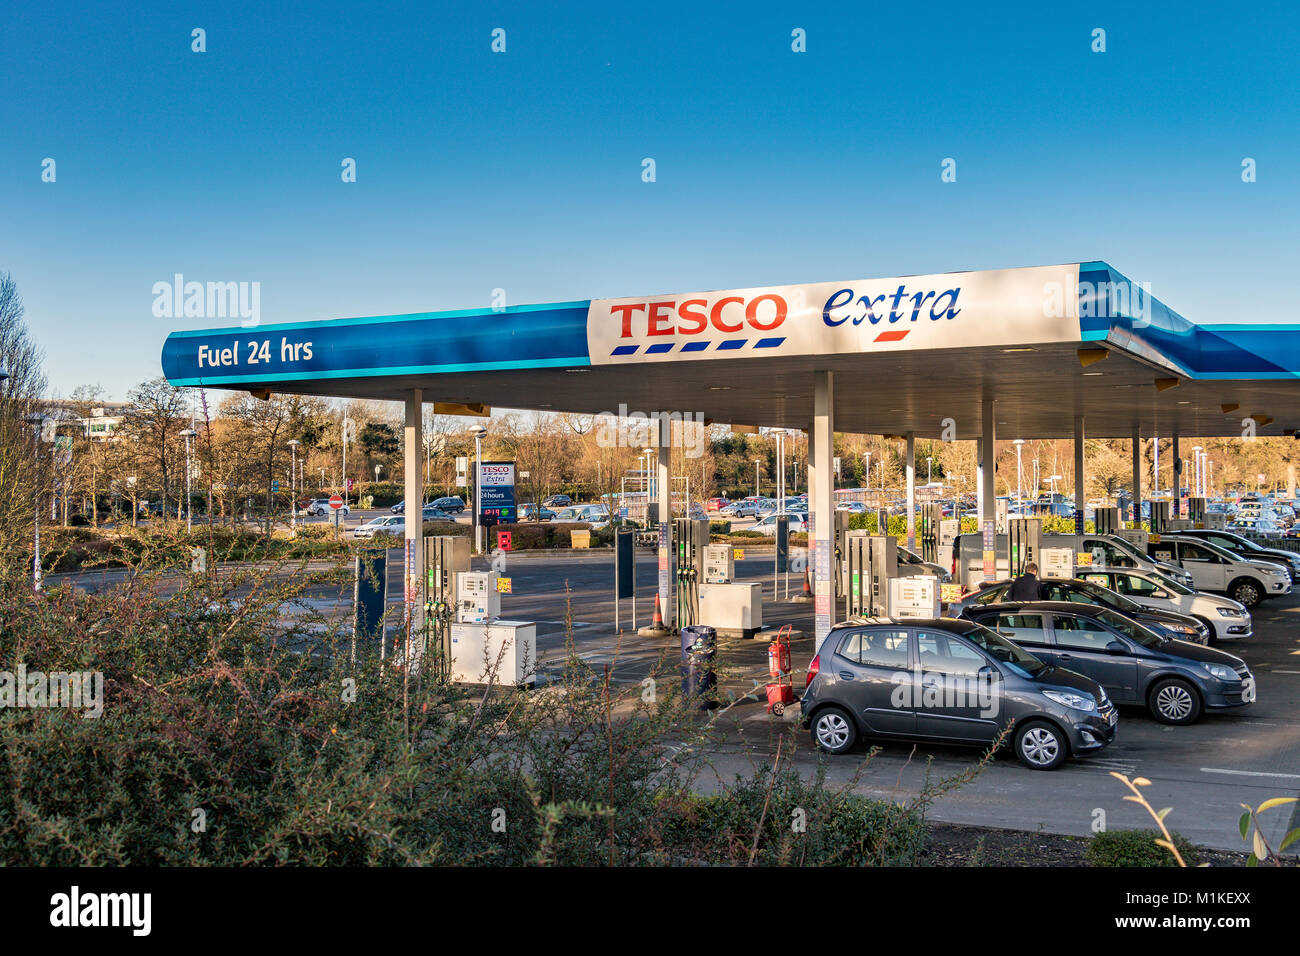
xmin=637 ymin=591 xmax=672 ymax=637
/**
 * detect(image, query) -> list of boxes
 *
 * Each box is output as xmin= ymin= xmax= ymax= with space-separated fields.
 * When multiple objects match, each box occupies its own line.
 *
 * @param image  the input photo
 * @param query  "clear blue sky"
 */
xmin=3 ymin=0 xmax=1298 ymax=399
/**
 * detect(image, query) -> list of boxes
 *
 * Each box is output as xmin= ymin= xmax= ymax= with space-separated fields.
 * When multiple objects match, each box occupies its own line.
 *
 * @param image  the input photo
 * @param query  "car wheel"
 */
xmin=810 ymin=706 xmax=857 ymax=755
xmin=1014 ymin=720 xmax=1068 ymax=770
xmin=1193 ymin=615 xmax=1219 ymax=646
xmin=1148 ymin=677 xmax=1202 ymax=725
xmin=1229 ymin=578 xmax=1262 ymax=608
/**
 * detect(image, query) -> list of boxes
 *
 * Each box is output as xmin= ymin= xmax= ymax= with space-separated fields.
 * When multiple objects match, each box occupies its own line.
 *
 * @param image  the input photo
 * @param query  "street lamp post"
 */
xmin=753 ymin=458 xmax=762 ymax=498
xmin=288 ymin=439 xmax=301 ymax=532
xmin=471 ymin=425 xmax=487 ymax=553
xmin=926 ymin=456 xmax=933 ymax=486
xmin=341 ymin=416 xmax=351 ymax=508
xmin=179 ymin=428 xmax=197 ymax=533
xmin=1013 ymin=439 xmax=1025 ymax=512
xmin=25 ymin=412 xmax=43 ymax=591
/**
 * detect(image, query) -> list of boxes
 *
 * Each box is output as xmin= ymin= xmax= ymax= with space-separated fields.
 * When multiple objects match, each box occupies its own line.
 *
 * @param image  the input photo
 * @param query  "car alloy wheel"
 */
xmin=1151 ymin=680 xmax=1198 ymax=723
xmin=811 ymin=706 xmax=856 ymax=755
xmin=1017 ymin=724 xmax=1063 ymax=769
xmin=1232 ymin=581 xmax=1261 ymax=608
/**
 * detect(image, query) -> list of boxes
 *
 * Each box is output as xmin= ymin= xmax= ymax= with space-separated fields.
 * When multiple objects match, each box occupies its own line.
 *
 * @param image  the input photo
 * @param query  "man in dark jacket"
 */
xmin=1006 ymin=561 xmax=1044 ymax=601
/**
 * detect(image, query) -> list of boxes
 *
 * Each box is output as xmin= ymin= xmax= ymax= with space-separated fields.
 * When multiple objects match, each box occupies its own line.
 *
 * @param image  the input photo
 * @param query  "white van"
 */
xmin=1147 ymin=536 xmax=1290 ymax=608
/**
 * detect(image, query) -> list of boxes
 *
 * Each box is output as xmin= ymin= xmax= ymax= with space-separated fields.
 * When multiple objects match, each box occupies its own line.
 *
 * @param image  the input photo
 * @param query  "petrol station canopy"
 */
xmin=161 ymin=261 xmax=1300 ymax=439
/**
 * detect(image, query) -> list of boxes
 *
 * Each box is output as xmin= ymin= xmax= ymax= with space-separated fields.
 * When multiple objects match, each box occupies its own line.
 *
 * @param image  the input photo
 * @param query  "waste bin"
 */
xmin=680 ymin=625 xmax=718 ymax=708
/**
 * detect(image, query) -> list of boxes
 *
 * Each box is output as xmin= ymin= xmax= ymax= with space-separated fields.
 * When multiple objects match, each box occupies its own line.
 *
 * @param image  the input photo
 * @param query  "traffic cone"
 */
xmin=790 ymin=567 xmax=814 ymax=603
xmin=637 ymin=591 xmax=672 ymax=637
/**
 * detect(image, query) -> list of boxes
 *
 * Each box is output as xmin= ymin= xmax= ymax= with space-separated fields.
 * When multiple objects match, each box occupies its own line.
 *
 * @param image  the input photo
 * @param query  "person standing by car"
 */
xmin=1007 ymin=561 xmax=1044 ymax=600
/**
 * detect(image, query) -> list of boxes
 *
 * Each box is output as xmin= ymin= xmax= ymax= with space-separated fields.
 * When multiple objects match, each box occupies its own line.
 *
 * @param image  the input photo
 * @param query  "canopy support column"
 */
xmin=403 ymin=389 xmax=424 ymax=661
xmin=1131 ymin=425 xmax=1142 ymax=527
xmin=978 ymin=399 xmax=995 ymax=583
xmin=1074 ymin=415 xmax=1085 ymax=532
xmin=906 ymin=432 xmax=916 ymax=551
xmin=813 ymin=371 xmax=834 ymax=652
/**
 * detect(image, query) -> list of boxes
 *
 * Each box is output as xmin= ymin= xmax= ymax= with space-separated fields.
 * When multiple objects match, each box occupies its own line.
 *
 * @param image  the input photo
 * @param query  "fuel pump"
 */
xmin=424 ymin=535 xmax=470 ymax=677
xmin=1094 ymin=507 xmax=1120 ymax=535
xmin=844 ymin=531 xmax=897 ymax=617
xmin=1007 ymin=518 xmax=1042 ymax=576
xmin=1187 ymin=497 xmax=1207 ymax=525
xmin=1150 ymin=500 xmax=1171 ymax=534
xmin=832 ymin=510 xmax=850 ymax=612
xmin=919 ymin=504 xmax=944 ymax=564
xmin=673 ymin=518 xmax=710 ymax=629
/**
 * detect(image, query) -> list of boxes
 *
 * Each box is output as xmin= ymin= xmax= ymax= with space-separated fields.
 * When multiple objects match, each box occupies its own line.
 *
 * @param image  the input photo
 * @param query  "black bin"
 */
xmin=680 ymin=625 xmax=718 ymax=708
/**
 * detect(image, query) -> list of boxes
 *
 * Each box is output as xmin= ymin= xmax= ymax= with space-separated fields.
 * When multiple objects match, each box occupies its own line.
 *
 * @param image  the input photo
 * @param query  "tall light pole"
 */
xmin=753 ymin=458 xmax=762 ymax=498
xmin=179 ymin=428 xmax=197 ymax=533
xmin=288 ymin=439 xmax=301 ymax=532
xmin=471 ymin=424 xmax=487 ymax=553
xmin=926 ymin=456 xmax=933 ymax=485
xmin=25 ymin=412 xmax=43 ymax=591
xmin=1013 ymin=439 xmax=1025 ymax=511
xmin=341 ymin=415 xmax=351 ymax=508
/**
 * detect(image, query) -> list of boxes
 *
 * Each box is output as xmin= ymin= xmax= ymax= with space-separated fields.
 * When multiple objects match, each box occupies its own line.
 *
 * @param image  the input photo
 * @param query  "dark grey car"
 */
xmin=962 ymin=601 xmax=1255 ymax=725
xmin=801 ymin=618 xmax=1117 ymax=770
xmin=956 ymin=577 xmax=1211 ymax=644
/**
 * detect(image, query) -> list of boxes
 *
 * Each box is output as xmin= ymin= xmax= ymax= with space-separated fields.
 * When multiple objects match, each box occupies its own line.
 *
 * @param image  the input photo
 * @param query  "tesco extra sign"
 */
xmin=586 ymin=266 xmax=1081 ymax=364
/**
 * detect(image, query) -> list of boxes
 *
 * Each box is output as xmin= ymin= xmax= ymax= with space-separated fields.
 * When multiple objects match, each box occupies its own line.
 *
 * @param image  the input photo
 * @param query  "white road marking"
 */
xmin=1273 ymin=669 xmax=1300 ymax=675
xmin=1201 ymin=767 xmax=1300 ymax=780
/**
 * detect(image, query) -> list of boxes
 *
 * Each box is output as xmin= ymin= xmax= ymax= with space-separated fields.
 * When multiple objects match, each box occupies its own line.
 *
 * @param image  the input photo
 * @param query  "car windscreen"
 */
xmin=1146 ymin=570 xmax=1194 ymax=595
xmin=1071 ymin=580 xmax=1139 ymax=612
xmin=958 ymin=622 xmax=1048 ymax=678
xmin=1095 ymin=609 xmax=1165 ymax=648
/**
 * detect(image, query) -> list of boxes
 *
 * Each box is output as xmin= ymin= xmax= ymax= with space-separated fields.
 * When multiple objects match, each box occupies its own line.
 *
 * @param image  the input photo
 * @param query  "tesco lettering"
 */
xmin=608 ymin=294 xmax=789 ymax=338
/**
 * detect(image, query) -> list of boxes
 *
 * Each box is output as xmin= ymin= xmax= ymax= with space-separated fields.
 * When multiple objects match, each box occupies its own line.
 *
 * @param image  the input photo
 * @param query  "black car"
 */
xmin=962 ymin=601 xmax=1255 ymax=725
xmin=955 ymin=577 xmax=1211 ymax=644
xmin=431 ymin=496 xmax=465 ymax=514
xmin=801 ymin=618 xmax=1117 ymax=770
xmin=543 ymin=494 xmax=572 ymax=508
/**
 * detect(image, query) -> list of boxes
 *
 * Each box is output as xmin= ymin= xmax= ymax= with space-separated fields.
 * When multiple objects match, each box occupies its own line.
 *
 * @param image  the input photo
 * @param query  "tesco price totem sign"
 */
xmin=477 ymin=461 xmax=516 ymax=526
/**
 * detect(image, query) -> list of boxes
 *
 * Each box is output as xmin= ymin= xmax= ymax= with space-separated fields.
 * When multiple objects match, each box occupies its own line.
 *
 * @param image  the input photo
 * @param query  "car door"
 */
xmin=1046 ymin=612 xmax=1139 ymax=703
xmin=831 ymin=626 xmax=916 ymax=737
xmin=1175 ymin=540 xmax=1228 ymax=591
xmin=912 ymin=628 xmax=1000 ymax=742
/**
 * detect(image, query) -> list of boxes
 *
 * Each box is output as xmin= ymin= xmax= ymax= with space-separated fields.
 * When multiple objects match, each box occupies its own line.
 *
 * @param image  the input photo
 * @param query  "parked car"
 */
xmin=1157 ymin=529 xmax=1300 ymax=583
xmin=1146 ymin=537 xmax=1290 ymax=607
xmin=836 ymin=501 xmax=868 ymax=514
xmin=705 ymin=497 xmax=729 ymax=512
xmin=518 ymin=503 xmax=556 ymax=521
xmin=897 ymin=546 xmax=951 ymax=583
xmin=430 ymin=496 xmax=465 ymax=514
xmin=353 ymin=515 xmax=405 ymax=538
xmin=1072 ymin=566 xmax=1252 ymax=643
xmin=301 ymin=498 xmax=349 ymax=517
xmin=751 ymin=512 xmax=809 ymax=535
xmin=963 ymin=600 xmax=1255 ymax=724
xmin=955 ymin=577 xmax=1210 ymax=644
xmin=720 ymin=500 xmax=763 ymax=518
xmin=801 ymin=617 xmax=1116 ymax=769
xmin=1047 ymin=534 xmax=1193 ymax=588
xmin=390 ymin=499 xmax=433 ymax=514
xmin=543 ymin=494 xmax=572 ymax=508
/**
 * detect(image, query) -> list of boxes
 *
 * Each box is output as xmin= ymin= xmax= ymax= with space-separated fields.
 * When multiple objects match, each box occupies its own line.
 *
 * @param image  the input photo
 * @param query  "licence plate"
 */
xmin=1108 ymin=710 xmax=1118 ymax=727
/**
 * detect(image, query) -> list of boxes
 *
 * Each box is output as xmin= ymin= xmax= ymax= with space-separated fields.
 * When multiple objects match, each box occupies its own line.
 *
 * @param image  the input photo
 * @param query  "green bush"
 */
xmin=1085 ymin=829 xmax=1200 ymax=867
xmin=708 ymin=520 xmax=731 ymax=535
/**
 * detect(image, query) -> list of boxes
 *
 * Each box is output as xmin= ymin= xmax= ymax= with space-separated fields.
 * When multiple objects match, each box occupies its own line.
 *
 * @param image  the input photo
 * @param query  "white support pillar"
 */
xmin=905 ymin=432 xmax=916 ymax=551
xmin=1171 ymin=428 xmax=1181 ymax=517
xmin=1131 ymin=425 xmax=1142 ymax=528
xmin=978 ymin=399 xmax=996 ymax=582
xmin=1074 ymin=415 xmax=1086 ymax=532
xmin=813 ymin=372 xmax=835 ymax=651
xmin=403 ymin=389 xmax=424 ymax=659
xmin=657 ymin=414 xmax=673 ymax=629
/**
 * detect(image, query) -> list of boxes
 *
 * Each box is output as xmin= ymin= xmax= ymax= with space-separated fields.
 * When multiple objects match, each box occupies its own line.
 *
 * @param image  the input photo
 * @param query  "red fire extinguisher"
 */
xmin=768 ymin=638 xmax=790 ymax=678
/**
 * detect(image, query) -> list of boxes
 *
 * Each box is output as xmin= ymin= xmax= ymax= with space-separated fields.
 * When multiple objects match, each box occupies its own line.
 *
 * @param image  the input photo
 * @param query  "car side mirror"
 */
xmin=977 ymin=664 xmax=1000 ymax=682
xmin=1152 ymin=590 xmax=1169 ymax=599
xmin=1105 ymin=640 xmax=1128 ymax=655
